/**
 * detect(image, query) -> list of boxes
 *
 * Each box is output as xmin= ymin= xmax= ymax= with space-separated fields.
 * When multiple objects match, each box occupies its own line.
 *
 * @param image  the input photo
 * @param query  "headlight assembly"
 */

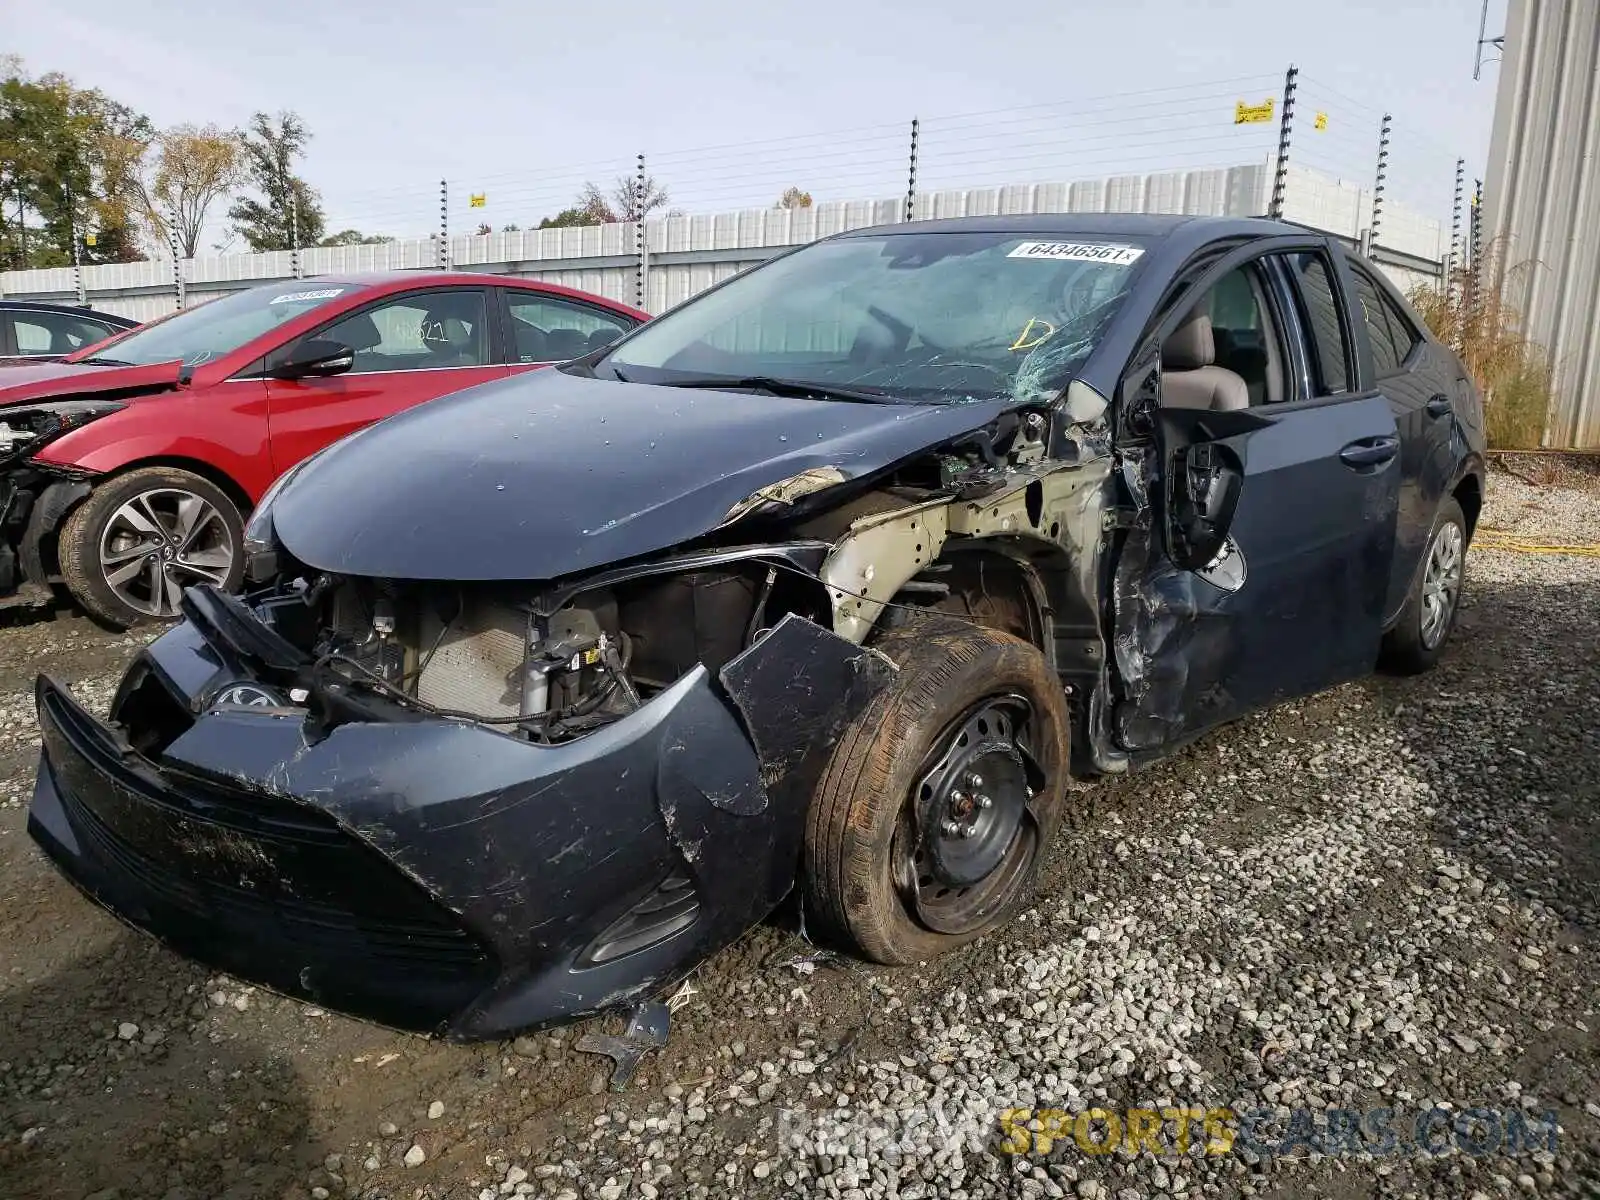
xmin=0 ymin=400 xmax=126 ymax=465
xmin=243 ymin=449 xmax=329 ymax=582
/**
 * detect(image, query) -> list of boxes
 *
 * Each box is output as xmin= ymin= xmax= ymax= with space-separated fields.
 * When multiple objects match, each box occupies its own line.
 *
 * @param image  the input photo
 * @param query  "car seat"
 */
xmin=541 ymin=328 xmax=590 ymax=361
xmin=420 ymin=303 xmax=484 ymax=367
xmin=1161 ymin=309 xmax=1249 ymax=411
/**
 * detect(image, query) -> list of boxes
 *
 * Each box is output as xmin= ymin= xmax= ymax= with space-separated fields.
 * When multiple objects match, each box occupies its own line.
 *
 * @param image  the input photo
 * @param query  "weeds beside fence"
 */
xmin=1408 ymin=240 xmax=1552 ymax=450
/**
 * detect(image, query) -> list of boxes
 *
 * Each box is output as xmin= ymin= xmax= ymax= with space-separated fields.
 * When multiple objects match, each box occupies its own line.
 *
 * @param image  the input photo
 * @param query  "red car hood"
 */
xmin=0 ymin=360 xmax=183 ymax=407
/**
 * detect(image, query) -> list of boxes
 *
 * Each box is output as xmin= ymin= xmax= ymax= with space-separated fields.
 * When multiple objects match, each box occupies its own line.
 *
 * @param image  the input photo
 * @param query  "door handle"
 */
xmin=1339 ymin=435 xmax=1400 ymax=468
xmin=1425 ymin=394 xmax=1452 ymax=418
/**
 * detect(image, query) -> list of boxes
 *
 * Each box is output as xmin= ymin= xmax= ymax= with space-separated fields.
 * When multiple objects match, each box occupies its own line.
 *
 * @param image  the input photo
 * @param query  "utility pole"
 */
xmin=1368 ymin=113 xmax=1392 ymax=252
xmin=439 ymin=179 xmax=450 ymax=270
xmin=1447 ymin=158 xmax=1466 ymax=296
xmin=1474 ymin=0 xmax=1504 ymax=80
xmin=290 ymin=190 xmax=301 ymax=279
xmin=905 ymin=118 xmax=920 ymax=223
xmin=67 ymin=185 xmax=85 ymax=303
xmin=1269 ymin=64 xmax=1299 ymax=221
xmin=168 ymin=201 xmax=185 ymax=310
xmin=634 ymin=154 xmax=648 ymax=311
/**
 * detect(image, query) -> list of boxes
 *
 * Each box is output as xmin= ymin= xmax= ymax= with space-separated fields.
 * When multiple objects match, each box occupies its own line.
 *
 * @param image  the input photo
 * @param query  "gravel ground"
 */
xmin=1 ymin=467 xmax=1596 ymax=1200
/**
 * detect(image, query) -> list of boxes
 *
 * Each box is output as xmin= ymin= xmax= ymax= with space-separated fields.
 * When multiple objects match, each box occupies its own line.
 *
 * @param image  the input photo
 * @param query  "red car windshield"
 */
xmin=71 ymin=283 xmax=366 ymax=369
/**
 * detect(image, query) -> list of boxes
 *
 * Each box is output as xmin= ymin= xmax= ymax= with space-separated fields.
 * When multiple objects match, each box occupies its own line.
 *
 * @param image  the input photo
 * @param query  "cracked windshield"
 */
xmin=602 ymin=231 xmax=1145 ymax=403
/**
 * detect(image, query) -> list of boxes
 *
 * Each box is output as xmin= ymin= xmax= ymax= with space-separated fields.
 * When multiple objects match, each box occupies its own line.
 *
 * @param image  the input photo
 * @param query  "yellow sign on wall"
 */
xmin=85 ymin=232 xmax=97 ymax=246
xmin=469 ymin=193 xmax=487 ymax=208
xmin=1314 ymin=112 xmax=1329 ymax=131
xmin=1234 ymin=98 xmax=1276 ymax=125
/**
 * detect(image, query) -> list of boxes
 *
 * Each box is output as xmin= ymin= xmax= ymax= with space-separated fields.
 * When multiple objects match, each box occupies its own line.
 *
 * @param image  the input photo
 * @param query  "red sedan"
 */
xmin=0 ymin=272 xmax=647 ymax=627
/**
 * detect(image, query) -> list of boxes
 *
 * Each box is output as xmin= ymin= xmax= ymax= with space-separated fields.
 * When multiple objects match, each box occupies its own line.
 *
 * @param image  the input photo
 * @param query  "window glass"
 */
xmin=67 ymin=284 xmax=359 ymax=367
xmin=603 ymin=231 xmax=1144 ymax=404
xmin=14 ymin=311 xmax=118 ymax=355
xmin=1205 ymin=266 xmax=1277 ymax=406
xmin=1379 ymin=290 xmax=1423 ymax=363
xmin=1350 ymin=265 xmax=1403 ymax=377
xmin=507 ymin=295 xmax=632 ymax=363
xmin=1282 ymin=253 xmax=1350 ymax=393
xmin=317 ymin=290 xmax=489 ymax=373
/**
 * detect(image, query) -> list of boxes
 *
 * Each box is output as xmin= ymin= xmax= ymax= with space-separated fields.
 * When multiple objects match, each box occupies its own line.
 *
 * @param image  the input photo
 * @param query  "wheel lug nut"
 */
xmin=941 ymin=820 xmax=962 ymax=837
xmin=960 ymin=823 xmax=978 ymax=838
xmin=966 ymin=772 xmax=984 ymax=788
xmin=976 ymin=794 xmax=993 ymax=809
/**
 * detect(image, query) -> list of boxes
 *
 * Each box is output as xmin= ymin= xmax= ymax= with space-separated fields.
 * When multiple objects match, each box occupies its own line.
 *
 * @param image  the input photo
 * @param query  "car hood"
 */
xmin=271 ymin=368 xmax=1014 ymax=580
xmin=0 ymin=359 xmax=182 ymax=406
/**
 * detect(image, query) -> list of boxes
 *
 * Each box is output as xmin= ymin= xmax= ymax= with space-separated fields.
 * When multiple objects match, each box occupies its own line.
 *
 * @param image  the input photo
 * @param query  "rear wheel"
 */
xmin=58 ymin=467 xmax=244 ymax=629
xmin=1380 ymin=495 xmax=1467 ymax=675
xmin=802 ymin=615 xmax=1071 ymax=964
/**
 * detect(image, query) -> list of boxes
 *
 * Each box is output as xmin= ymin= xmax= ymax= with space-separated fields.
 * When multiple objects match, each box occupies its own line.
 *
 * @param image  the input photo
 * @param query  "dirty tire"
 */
xmin=58 ymin=466 xmax=244 ymax=630
xmin=1379 ymin=495 xmax=1467 ymax=676
xmin=802 ymin=614 xmax=1071 ymax=965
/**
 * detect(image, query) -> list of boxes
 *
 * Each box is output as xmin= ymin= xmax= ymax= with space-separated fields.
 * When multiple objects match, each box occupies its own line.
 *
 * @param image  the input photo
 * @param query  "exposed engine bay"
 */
xmin=285 ymin=564 xmax=815 ymax=744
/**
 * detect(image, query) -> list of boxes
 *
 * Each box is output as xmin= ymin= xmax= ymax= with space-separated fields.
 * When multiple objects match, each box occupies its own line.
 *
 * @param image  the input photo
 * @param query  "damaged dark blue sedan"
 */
xmin=28 ymin=214 xmax=1486 ymax=1040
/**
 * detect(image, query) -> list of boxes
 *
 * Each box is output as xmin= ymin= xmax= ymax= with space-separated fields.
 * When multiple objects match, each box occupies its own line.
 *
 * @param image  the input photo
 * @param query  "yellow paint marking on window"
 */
xmin=1010 ymin=317 xmax=1057 ymax=351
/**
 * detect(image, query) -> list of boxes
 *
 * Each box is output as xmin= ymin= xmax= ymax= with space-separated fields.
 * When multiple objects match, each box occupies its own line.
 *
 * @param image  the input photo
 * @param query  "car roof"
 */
xmin=291 ymin=270 xmax=647 ymax=316
xmin=0 ymin=298 xmax=137 ymax=324
xmin=301 ymin=270 xmax=519 ymax=287
xmin=839 ymin=212 xmax=1298 ymax=242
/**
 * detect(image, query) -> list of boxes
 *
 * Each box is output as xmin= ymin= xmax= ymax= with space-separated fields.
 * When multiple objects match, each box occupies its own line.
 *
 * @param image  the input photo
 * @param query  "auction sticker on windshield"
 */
xmin=1007 ymin=242 xmax=1144 ymax=266
xmin=269 ymin=288 xmax=346 ymax=305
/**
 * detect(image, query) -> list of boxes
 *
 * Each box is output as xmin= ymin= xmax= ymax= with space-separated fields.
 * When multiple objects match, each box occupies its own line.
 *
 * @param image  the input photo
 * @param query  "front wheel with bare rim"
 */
xmin=58 ymin=467 xmax=244 ymax=628
xmin=802 ymin=615 xmax=1071 ymax=964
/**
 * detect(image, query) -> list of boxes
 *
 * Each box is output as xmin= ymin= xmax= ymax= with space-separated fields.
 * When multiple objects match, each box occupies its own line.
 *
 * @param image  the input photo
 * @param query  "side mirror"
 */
xmin=274 ymin=339 xmax=355 ymax=380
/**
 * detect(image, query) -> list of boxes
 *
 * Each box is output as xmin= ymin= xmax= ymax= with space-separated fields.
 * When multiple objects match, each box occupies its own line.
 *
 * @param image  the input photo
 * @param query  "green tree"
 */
xmin=227 ymin=111 xmax=326 ymax=251
xmin=319 ymin=228 xmax=393 ymax=246
xmin=537 ymin=206 xmax=591 ymax=229
xmin=0 ymin=62 xmax=151 ymax=267
xmin=139 ymin=124 xmax=244 ymax=257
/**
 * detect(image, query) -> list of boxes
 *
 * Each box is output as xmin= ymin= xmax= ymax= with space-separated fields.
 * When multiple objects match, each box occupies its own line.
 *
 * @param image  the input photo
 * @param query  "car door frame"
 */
xmin=1334 ymin=249 xmax=1461 ymax=626
xmin=492 ymin=285 xmax=641 ymax=367
xmin=1106 ymin=232 xmax=1403 ymax=758
xmin=250 ymin=283 xmax=507 ymax=378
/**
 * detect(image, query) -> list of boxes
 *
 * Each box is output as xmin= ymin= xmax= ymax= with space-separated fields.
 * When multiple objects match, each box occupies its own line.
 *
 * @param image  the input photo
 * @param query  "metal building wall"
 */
xmin=1484 ymin=0 xmax=1600 ymax=449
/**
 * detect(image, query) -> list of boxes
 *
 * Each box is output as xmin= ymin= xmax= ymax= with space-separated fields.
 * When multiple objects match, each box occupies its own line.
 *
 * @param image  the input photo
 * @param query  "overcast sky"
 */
xmin=10 ymin=0 xmax=1507 ymax=246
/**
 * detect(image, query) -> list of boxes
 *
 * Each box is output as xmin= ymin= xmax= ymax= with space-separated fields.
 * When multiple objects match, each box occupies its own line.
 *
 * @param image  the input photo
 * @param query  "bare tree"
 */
xmin=140 ymin=124 xmax=244 ymax=257
xmin=566 ymin=176 xmax=673 ymax=224
xmin=612 ymin=174 xmax=670 ymax=220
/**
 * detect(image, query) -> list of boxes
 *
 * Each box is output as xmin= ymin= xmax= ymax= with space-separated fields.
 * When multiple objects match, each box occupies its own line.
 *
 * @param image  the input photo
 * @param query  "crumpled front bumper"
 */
xmin=28 ymin=607 xmax=893 ymax=1039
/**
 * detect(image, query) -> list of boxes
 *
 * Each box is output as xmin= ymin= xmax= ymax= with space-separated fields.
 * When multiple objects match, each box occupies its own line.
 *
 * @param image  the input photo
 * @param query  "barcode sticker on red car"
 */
xmin=1007 ymin=242 xmax=1144 ymax=265
xmin=269 ymin=287 xmax=346 ymax=305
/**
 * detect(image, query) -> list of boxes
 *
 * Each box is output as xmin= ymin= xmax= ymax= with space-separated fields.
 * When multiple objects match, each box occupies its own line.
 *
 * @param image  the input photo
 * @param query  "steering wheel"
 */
xmin=866 ymin=304 xmax=949 ymax=354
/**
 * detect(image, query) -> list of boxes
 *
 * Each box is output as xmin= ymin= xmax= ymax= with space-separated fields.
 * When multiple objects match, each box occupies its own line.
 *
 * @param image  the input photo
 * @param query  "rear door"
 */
xmin=499 ymin=289 xmax=638 ymax=375
xmin=1111 ymin=238 xmax=1401 ymax=752
xmin=262 ymin=286 xmax=507 ymax=474
xmin=1339 ymin=254 xmax=1460 ymax=622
